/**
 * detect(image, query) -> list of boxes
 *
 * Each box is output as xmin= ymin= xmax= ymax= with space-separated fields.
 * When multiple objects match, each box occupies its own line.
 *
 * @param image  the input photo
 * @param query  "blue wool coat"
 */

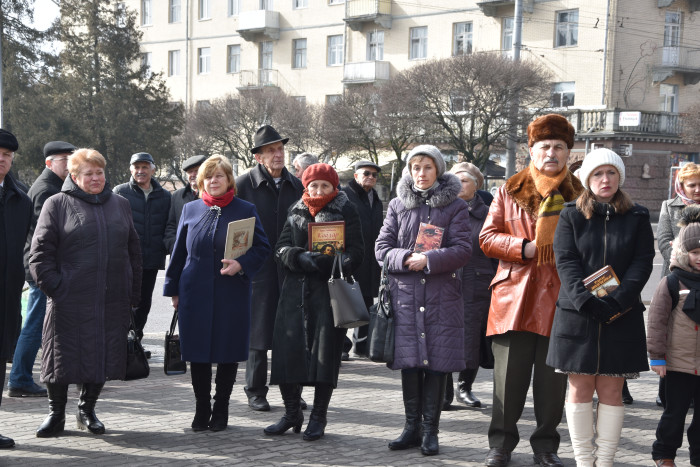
xmin=164 ymin=198 xmax=271 ymax=363
xmin=375 ymin=174 xmax=472 ymax=373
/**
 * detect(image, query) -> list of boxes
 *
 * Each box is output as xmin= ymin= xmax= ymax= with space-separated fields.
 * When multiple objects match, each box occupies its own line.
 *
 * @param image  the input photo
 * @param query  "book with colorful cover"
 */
xmin=308 ymin=221 xmax=345 ymax=256
xmin=414 ymin=222 xmax=445 ymax=253
xmin=224 ymin=217 xmax=256 ymax=260
xmin=582 ymin=265 xmax=629 ymax=323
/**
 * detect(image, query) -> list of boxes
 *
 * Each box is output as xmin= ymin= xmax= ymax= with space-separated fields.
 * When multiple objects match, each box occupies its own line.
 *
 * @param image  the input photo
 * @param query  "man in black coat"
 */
xmin=341 ymin=160 xmax=383 ymax=357
xmin=0 ymin=129 xmax=33 ymax=448
xmin=113 ymin=153 xmax=171 ymax=352
xmin=235 ymin=125 xmax=303 ymax=411
xmin=164 ymin=154 xmax=207 ymax=254
xmin=8 ymin=141 xmax=75 ymax=399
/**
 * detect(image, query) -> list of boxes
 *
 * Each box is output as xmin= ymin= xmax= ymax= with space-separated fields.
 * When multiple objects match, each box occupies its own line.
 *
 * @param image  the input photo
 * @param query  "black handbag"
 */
xmin=125 ymin=309 xmax=150 ymax=381
xmin=328 ymin=253 xmax=370 ymax=328
xmin=164 ymin=307 xmax=187 ymax=376
xmin=368 ymin=261 xmax=395 ymax=364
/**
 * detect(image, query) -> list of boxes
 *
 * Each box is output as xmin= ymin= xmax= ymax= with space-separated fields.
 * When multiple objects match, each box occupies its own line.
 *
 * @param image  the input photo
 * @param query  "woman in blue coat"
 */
xmin=164 ymin=155 xmax=270 ymax=433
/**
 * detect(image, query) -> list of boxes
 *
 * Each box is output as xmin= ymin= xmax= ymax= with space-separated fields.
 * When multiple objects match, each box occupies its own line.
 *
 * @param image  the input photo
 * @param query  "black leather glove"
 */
xmin=315 ymin=253 xmax=335 ymax=276
xmin=580 ymin=296 xmax=618 ymax=323
xmin=341 ymin=255 xmax=354 ymax=277
xmin=297 ymin=252 xmax=320 ymax=272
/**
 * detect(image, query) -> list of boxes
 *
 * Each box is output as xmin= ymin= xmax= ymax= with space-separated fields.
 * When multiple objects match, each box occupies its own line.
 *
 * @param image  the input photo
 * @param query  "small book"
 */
xmin=224 ymin=217 xmax=256 ymax=260
xmin=308 ymin=221 xmax=345 ymax=256
xmin=582 ymin=265 xmax=628 ymax=323
xmin=414 ymin=222 xmax=445 ymax=253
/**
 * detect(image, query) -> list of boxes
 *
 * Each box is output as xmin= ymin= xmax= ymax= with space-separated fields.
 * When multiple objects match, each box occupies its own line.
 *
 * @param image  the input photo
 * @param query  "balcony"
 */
xmin=344 ymin=0 xmax=392 ymax=31
xmin=564 ymin=109 xmax=683 ymax=139
xmin=652 ymin=46 xmax=700 ymax=85
xmin=236 ymin=10 xmax=280 ymax=41
xmin=342 ymin=61 xmax=390 ymax=84
xmin=476 ymin=0 xmax=533 ymax=17
xmin=658 ymin=0 xmax=700 ymax=12
xmin=237 ymin=69 xmax=281 ymax=90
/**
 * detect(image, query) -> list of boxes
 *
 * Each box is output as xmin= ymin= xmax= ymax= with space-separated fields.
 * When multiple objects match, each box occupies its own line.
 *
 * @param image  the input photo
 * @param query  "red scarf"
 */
xmin=202 ymin=187 xmax=235 ymax=208
xmin=302 ymin=189 xmax=338 ymax=217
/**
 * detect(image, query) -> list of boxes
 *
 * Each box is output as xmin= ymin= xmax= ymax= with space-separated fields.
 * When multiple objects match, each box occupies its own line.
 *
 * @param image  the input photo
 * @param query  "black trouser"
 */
xmin=134 ymin=268 xmax=159 ymax=339
xmin=653 ymin=370 xmax=700 ymax=465
xmin=0 ymin=361 xmax=5 ymax=409
xmin=245 ymin=348 xmax=268 ymax=398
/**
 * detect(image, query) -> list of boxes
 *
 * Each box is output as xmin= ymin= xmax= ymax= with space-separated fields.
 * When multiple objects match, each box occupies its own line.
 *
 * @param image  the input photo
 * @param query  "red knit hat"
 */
xmin=302 ymin=163 xmax=339 ymax=189
xmin=527 ymin=113 xmax=575 ymax=149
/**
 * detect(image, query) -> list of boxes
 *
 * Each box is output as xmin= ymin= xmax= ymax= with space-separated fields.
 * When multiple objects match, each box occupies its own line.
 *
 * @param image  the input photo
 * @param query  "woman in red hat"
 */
xmin=264 ymin=163 xmax=363 ymax=441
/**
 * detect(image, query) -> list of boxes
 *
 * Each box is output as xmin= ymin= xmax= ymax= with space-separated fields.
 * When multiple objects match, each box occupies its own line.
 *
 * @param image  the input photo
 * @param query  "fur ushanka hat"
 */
xmin=527 ymin=114 xmax=576 ymax=149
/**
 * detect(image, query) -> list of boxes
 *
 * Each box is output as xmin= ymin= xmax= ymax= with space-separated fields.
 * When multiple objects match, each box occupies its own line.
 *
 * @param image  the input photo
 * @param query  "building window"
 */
xmin=141 ymin=0 xmax=152 ymax=26
xmin=664 ymin=11 xmax=681 ymax=47
xmin=327 ymin=35 xmax=344 ymax=66
xmin=326 ymin=94 xmax=342 ymax=104
xmin=168 ymin=50 xmax=180 ymax=76
xmin=228 ymin=0 xmax=241 ymax=16
xmin=450 ymin=95 xmax=467 ymax=112
xmin=502 ymin=17 xmax=513 ymax=56
xmin=196 ymin=100 xmax=211 ymax=109
xmin=367 ymin=30 xmax=384 ymax=61
xmin=141 ymin=52 xmax=152 ymax=72
xmin=169 ymin=0 xmax=181 ymax=23
xmin=116 ymin=2 xmax=127 ymax=27
xmin=293 ymin=39 xmax=307 ymax=68
xmin=198 ymin=47 xmax=211 ymax=74
xmin=227 ymin=45 xmax=241 ymax=73
xmin=555 ymin=9 xmax=578 ymax=47
xmin=329 ymin=0 xmax=344 ymax=4
xmin=260 ymin=0 xmax=273 ymax=10
xmin=294 ymin=0 xmax=308 ymax=9
xmin=409 ymin=27 xmax=427 ymax=60
xmin=199 ymin=0 xmax=211 ymax=20
xmin=660 ymin=83 xmax=678 ymax=112
xmin=453 ymin=22 xmax=473 ymax=56
xmin=551 ymin=82 xmax=575 ymax=107
xmin=294 ymin=96 xmax=307 ymax=105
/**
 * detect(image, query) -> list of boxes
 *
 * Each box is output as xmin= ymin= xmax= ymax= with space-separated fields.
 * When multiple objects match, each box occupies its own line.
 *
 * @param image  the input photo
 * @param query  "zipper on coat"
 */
xmin=596 ymin=205 xmax=610 ymax=374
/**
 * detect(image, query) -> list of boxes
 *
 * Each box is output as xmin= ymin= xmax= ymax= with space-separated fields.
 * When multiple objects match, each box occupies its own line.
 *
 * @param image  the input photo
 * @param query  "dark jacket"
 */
xmin=235 ymin=164 xmax=304 ymax=350
xmin=375 ymin=174 xmax=472 ymax=373
xmin=657 ymin=195 xmax=685 ymax=278
xmin=341 ymin=179 xmax=383 ymax=298
xmin=113 ymin=177 xmax=171 ymax=270
xmin=23 ymin=167 xmax=64 ymax=281
xmin=30 ymin=177 xmax=142 ymax=384
xmin=164 ymin=184 xmax=198 ymax=254
xmin=270 ymin=191 xmax=363 ymax=386
xmin=0 ymin=173 xmax=32 ymax=360
xmin=547 ymin=201 xmax=654 ymax=374
xmin=164 ymin=198 xmax=270 ymax=363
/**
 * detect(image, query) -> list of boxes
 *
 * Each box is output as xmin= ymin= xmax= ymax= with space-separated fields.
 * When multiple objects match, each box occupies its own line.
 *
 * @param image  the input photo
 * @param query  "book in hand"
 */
xmin=582 ymin=265 xmax=629 ymax=323
xmin=224 ymin=217 xmax=256 ymax=260
xmin=414 ymin=222 xmax=445 ymax=253
xmin=308 ymin=221 xmax=345 ymax=256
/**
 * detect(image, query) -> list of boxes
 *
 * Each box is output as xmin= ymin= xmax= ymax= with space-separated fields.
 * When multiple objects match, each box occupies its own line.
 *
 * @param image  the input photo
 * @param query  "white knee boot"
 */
xmin=594 ymin=403 xmax=624 ymax=467
xmin=566 ymin=401 xmax=595 ymax=467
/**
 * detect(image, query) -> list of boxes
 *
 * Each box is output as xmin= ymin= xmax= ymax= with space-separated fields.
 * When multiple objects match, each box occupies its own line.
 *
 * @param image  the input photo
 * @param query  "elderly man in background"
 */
xmin=164 ymin=154 xmax=207 ymax=254
xmin=0 ymin=129 xmax=33 ymax=448
xmin=8 ymin=141 xmax=75 ymax=399
xmin=479 ymin=114 xmax=583 ymax=467
xmin=292 ymin=152 xmax=319 ymax=179
xmin=236 ymin=125 xmax=304 ymax=411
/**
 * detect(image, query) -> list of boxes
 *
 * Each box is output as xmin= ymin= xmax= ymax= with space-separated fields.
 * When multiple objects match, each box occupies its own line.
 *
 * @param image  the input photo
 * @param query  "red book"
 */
xmin=414 ymin=222 xmax=444 ymax=253
xmin=308 ymin=221 xmax=345 ymax=256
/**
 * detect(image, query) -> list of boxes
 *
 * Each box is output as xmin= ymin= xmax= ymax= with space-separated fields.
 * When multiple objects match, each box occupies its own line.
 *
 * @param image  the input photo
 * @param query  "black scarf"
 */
xmin=671 ymin=269 xmax=700 ymax=325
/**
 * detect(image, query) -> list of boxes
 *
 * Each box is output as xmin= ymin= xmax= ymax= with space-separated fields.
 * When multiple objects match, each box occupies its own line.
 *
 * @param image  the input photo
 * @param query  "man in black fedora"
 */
xmin=164 ymin=154 xmax=208 ymax=254
xmin=235 ymin=125 xmax=303 ymax=411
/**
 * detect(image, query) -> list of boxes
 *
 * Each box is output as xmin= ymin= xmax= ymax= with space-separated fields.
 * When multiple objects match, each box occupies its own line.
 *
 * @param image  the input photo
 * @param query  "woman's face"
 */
xmin=588 ymin=164 xmax=620 ymax=203
xmin=682 ymin=176 xmax=700 ymax=203
xmin=203 ymin=167 xmax=229 ymax=197
xmin=73 ymin=163 xmax=106 ymax=195
xmin=411 ymin=157 xmax=437 ymax=190
xmin=457 ymin=174 xmax=477 ymax=201
xmin=307 ymin=180 xmax=334 ymax=198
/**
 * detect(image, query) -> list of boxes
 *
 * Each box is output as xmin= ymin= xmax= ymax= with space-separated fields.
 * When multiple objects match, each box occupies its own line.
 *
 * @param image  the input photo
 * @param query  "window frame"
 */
xmin=169 ymin=0 xmax=181 ymax=23
xmin=198 ymin=47 xmax=211 ymax=74
xmin=502 ymin=17 xmax=514 ymax=56
xmin=228 ymin=0 xmax=241 ymax=16
xmin=141 ymin=0 xmax=152 ymax=26
xmin=555 ymin=9 xmax=579 ymax=48
xmin=453 ymin=22 xmax=473 ymax=56
xmin=294 ymin=0 xmax=308 ymax=9
xmin=293 ymin=38 xmax=307 ymax=69
xmin=551 ymin=81 xmax=575 ymax=108
xmin=141 ymin=52 xmax=152 ymax=73
xmin=660 ymin=83 xmax=679 ymax=113
xmin=199 ymin=0 xmax=211 ymax=20
xmin=227 ymin=45 xmax=241 ymax=74
xmin=168 ymin=50 xmax=181 ymax=76
xmin=327 ymin=35 xmax=344 ymax=66
xmin=409 ymin=26 xmax=428 ymax=60
xmin=367 ymin=30 xmax=384 ymax=61
xmin=664 ymin=11 xmax=681 ymax=47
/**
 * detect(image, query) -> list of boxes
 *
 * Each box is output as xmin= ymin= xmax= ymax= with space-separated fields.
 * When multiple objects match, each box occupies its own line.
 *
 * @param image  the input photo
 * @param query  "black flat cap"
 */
xmin=354 ymin=160 xmax=381 ymax=172
xmin=251 ymin=125 xmax=289 ymax=154
xmin=182 ymin=155 xmax=208 ymax=172
xmin=130 ymin=152 xmax=155 ymax=165
xmin=0 ymin=129 xmax=19 ymax=152
xmin=44 ymin=141 xmax=76 ymax=158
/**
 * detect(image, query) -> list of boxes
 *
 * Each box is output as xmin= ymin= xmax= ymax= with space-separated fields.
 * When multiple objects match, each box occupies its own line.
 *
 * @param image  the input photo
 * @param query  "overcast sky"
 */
xmin=32 ymin=0 xmax=59 ymax=31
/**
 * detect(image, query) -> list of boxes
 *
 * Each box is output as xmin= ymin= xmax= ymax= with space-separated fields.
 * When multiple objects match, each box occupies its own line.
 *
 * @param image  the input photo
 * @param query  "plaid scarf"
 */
xmin=530 ymin=163 xmax=567 ymax=265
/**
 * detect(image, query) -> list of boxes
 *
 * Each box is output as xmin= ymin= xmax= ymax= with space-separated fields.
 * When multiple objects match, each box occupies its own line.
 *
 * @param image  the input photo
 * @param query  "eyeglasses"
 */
xmin=362 ymin=171 xmax=378 ymax=178
xmin=51 ymin=157 xmax=68 ymax=162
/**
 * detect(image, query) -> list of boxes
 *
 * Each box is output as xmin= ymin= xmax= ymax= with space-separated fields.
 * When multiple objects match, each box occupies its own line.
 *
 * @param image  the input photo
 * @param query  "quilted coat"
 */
xmin=374 ymin=173 xmax=471 ymax=373
xmin=657 ymin=196 xmax=685 ymax=278
xmin=30 ymin=176 xmax=142 ymax=384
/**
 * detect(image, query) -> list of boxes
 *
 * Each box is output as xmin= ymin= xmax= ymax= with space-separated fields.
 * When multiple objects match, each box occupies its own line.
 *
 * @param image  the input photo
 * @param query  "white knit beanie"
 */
xmin=578 ymin=148 xmax=626 ymax=189
xmin=405 ymin=145 xmax=446 ymax=177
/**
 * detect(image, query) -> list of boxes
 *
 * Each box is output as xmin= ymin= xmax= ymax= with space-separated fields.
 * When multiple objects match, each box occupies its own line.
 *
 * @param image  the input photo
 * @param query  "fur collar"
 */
xmin=396 ymin=173 xmax=462 ymax=209
xmin=289 ymin=190 xmax=350 ymax=231
xmin=505 ymin=167 xmax=583 ymax=218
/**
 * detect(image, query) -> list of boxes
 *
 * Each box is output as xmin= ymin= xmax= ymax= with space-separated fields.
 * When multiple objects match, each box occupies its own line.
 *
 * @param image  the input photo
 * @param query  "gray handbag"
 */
xmin=328 ymin=253 xmax=369 ymax=328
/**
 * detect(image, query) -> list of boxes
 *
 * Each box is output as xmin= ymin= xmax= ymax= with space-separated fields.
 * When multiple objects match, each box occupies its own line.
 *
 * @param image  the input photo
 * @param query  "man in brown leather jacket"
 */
xmin=479 ymin=114 xmax=583 ymax=467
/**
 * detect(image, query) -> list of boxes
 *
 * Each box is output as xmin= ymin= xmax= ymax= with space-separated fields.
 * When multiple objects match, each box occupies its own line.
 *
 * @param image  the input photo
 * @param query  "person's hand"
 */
xmin=171 ymin=296 xmax=179 ymax=309
xmin=524 ymin=242 xmax=537 ymax=259
xmin=580 ymin=296 xmax=618 ymax=323
xmin=651 ymin=364 xmax=667 ymax=378
xmin=297 ymin=252 xmax=320 ymax=272
xmin=221 ymin=259 xmax=242 ymax=276
xmin=404 ymin=253 xmax=428 ymax=271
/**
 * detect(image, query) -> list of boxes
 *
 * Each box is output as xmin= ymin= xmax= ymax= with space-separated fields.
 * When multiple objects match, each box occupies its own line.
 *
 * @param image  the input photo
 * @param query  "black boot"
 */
xmin=303 ymin=383 xmax=333 ymax=441
xmin=443 ymin=373 xmax=453 ymax=410
xmin=457 ymin=368 xmax=481 ymax=407
xmin=264 ymin=384 xmax=304 ymax=435
xmin=36 ymin=383 xmax=69 ymax=438
xmin=210 ymin=363 xmax=237 ymax=432
xmin=190 ymin=363 xmax=212 ymax=432
xmin=389 ymin=370 xmax=422 ymax=450
xmin=77 ymin=383 xmax=105 ymax=434
xmin=421 ymin=372 xmax=446 ymax=456
xmin=621 ymin=380 xmax=633 ymax=405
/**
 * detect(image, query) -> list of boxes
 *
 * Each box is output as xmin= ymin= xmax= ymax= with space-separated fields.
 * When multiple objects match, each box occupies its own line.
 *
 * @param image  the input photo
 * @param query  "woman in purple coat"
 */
xmin=375 ymin=145 xmax=472 ymax=456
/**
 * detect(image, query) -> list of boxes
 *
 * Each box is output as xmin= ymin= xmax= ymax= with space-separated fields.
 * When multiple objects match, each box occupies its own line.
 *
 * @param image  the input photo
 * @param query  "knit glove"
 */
xmin=580 ymin=296 xmax=618 ymax=323
xmin=297 ymin=252 xmax=320 ymax=272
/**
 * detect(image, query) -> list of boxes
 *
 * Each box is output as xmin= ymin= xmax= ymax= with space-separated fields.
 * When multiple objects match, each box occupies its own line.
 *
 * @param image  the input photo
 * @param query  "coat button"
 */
xmin=452 ymin=273 xmax=456 ymax=278
xmin=419 ymin=306 xmax=425 ymax=312
xmin=423 ymin=359 xmax=428 ymax=365
xmin=420 ymin=278 xmax=426 ymax=284
xmin=420 ymin=333 xmax=425 ymax=338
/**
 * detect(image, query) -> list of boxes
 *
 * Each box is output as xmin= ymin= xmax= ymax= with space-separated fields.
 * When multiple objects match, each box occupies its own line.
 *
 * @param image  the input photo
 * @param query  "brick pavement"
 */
xmin=0 ymin=334 xmax=692 ymax=466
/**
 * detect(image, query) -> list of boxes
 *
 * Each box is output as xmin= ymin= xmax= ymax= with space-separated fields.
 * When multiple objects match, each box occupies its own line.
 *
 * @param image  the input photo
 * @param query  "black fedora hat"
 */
xmin=251 ymin=125 xmax=289 ymax=154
